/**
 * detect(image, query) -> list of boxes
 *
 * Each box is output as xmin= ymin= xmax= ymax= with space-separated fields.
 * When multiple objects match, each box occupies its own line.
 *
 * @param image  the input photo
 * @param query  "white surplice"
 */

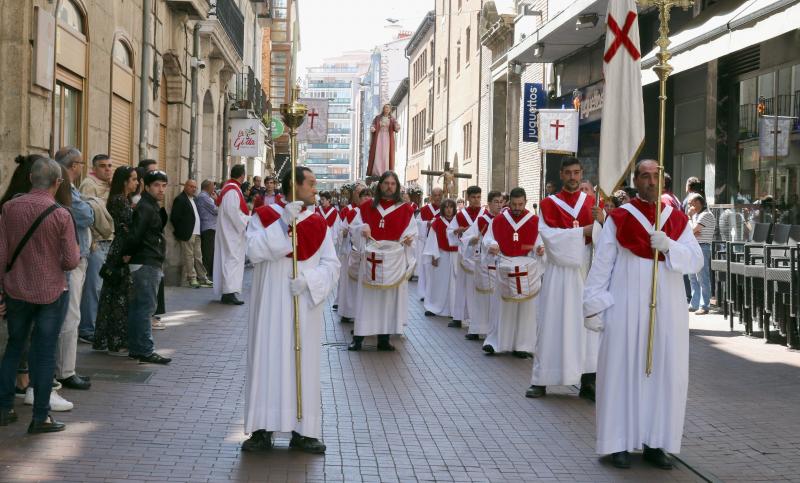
xmin=350 ymin=212 xmax=416 ymax=337
xmin=415 ymin=215 xmax=434 ymax=299
xmin=213 ymin=188 xmax=249 ymax=296
xmin=243 ymin=209 xmax=340 ymax=438
xmin=583 ymin=217 xmax=702 ymax=455
xmin=335 ymin=208 xmax=360 ymax=319
xmin=481 ymin=220 xmax=543 ymax=353
xmin=422 ymin=228 xmax=457 ymax=316
xmin=461 ymin=219 xmax=496 ymax=336
xmin=446 ymin=211 xmax=482 ymax=323
xmin=532 ymin=218 xmax=599 ymax=386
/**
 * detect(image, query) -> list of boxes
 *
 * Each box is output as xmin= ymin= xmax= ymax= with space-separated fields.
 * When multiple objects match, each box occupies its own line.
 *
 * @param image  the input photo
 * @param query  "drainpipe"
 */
xmin=139 ymin=0 xmax=153 ymax=160
xmin=222 ymin=97 xmax=230 ymax=180
xmin=188 ymin=23 xmax=200 ymax=179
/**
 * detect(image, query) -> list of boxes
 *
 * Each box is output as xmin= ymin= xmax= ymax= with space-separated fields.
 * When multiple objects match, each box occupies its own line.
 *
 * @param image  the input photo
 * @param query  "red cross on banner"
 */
xmin=307 ymin=109 xmax=319 ymax=129
xmin=604 ymin=11 xmax=641 ymax=63
xmin=550 ymin=120 xmax=565 ymax=140
xmin=366 ymin=252 xmax=382 ymax=281
xmin=507 ymin=266 xmax=528 ymax=295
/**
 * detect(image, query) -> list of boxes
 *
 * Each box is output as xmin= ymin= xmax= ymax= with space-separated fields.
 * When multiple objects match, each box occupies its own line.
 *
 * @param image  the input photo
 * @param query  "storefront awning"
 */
xmin=508 ymin=0 xmax=609 ymax=64
xmin=640 ymin=0 xmax=800 ymax=85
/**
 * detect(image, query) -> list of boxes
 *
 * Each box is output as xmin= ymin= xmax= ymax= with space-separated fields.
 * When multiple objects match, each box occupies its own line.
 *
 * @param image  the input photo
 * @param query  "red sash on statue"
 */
xmin=608 ymin=197 xmax=688 ymax=261
xmin=359 ymin=199 xmax=414 ymax=241
xmin=216 ymin=179 xmax=249 ymax=216
xmin=492 ymin=210 xmax=539 ymax=257
xmin=539 ymin=190 xmax=595 ymax=245
xmin=431 ymin=216 xmax=458 ymax=252
xmin=255 ymin=204 xmax=327 ymax=262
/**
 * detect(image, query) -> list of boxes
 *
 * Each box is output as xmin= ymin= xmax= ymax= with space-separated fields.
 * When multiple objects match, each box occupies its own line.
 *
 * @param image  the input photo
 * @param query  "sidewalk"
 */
xmin=0 ymin=272 xmax=798 ymax=481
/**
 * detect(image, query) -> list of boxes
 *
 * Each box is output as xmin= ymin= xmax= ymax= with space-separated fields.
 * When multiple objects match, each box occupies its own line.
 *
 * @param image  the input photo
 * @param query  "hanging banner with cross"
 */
xmin=297 ymin=98 xmax=329 ymax=143
xmin=759 ymin=116 xmax=794 ymax=158
xmin=537 ymin=109 xmax=579 ymax=154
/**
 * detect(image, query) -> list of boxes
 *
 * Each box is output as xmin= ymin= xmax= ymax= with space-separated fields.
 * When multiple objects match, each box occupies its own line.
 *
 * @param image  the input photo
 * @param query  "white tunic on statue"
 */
xmin=532 ymin=218 xmax=599 ymax=386
xmin=213 ymin=188 xmax=249 ymax=296
xmin=461 ymin=219 xmax=497 ymax=336
xmin=482 ymin=220 xmax=543 ymax=353
xmin=583 ymin=216 xmax=702 ymax=455
xmin=422 ymin=227 xmax=457 ymax=316
xmin=243 ymin=208 xmax=340 ymax=438
xmin=350 ymin=212 xmax=416 ymax=337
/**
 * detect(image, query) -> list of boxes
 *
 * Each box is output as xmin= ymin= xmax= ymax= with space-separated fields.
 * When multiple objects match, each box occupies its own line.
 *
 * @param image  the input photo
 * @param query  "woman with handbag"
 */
xmin=93 ymin=167 xmax=138 ymax=356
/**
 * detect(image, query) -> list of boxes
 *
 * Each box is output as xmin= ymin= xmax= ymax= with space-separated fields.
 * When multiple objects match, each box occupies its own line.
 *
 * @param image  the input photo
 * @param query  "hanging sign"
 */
xmin=522 ymin=83 xmax=545 ymax=143
xmin=538 ymin=109 xmax=579 ymax=153
xmin=270 ymin=116 xmax=285 ymax=139
xmin=230 ymin=118 xmax=262 ymax=157
xmin=759 ymin=116 xmax=793 ymax=158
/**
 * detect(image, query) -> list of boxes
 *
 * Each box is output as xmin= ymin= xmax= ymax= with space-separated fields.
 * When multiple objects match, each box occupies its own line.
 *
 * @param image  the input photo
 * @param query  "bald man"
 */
xmin=171 ymin=179 xmax=212 ymax=288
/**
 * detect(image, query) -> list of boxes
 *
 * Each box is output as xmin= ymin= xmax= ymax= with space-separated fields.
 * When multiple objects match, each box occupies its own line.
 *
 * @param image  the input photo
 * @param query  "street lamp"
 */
xmin=636 ymin=0 xmax=693 ymax=376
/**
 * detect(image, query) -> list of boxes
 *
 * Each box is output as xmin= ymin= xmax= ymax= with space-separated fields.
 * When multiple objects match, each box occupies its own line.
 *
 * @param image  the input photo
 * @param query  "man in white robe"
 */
xmin=242 ymin=167 xmax=340 ymax=454
xmin=482 ymin=188 xmax=545 ymax=357
xmin=334 ymin=185 xmax=366 ymax=324
xmin=416 ymin=188 xmax=443 ymax=300
xmin=213 ymin=164 xmax=249 ymax=305
xmin=348 ymin=171 xmax=416 ymax=351
xmin=447 ymin=186 xmax=485 ymax=329
xmin=583 ymin=160 xmax=703 ymax=469
xmin=527 ymin=157 xmax=603 ymax=400
xmin=422 ymin=200 xmax=458 ymax=317
xmin=316 ymin=190 xmax=342 ymax=246
xmin=460 ymin=190 xmax=503 ymax=340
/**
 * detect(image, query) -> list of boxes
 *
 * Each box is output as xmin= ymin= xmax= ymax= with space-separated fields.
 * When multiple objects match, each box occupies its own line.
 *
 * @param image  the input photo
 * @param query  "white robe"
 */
xmin=446 ymin=216 xmax=471 ymax=323
xmin=482 ymin=222 xmax=543 ymax=353
xmin=335 ymin=210 xmax=360 ymax=319
xmin=244 ymin=211 xmax=340 ymax=438
xmin=583 ymin=217 xmax=703 ymax=455
xmin=461 ymin=221 xmax=497 ymax=336
xmin=532 ymin=218 xmax=599 ymax=386
xmin=422 ymin=228 xmax=457 ymax=316
xmin=213 ymin=189 xmax=249 ymax=296
xmin=416 ymin=216 xmax=432 ymax=299
xmin=350 ymin=212 xmax=416 ymax=337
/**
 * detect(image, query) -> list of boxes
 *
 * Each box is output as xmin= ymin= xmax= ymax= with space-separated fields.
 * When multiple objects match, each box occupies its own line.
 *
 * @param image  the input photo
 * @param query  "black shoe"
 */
xmin=424 ymin=311 xmax=435 ymax=317
xmin=578 ymin=384 xmax=596 ymax=402
xmin=0 ymin=409 xmax=18 ymax=426
xmin=643 ymin=446 xmax=673 ymax=470
xmin=27 ymin=415 xmax=66 ymax=434
xmin=419 ymin=297 xmax=424 ymax=302
xmin=610 ymin=451 xmax=631 ymax=469
xmin=448 ymin=320 xmax=462 ymax=328
xmin=377 ymin=341 xmax=396 ymax=351
xmin=290 ymin=431 xmax=326 ymax=454
xmin=340 ymin=317 xmax=353 ymax=323
xmin=512 ymin=351 xmax=532 ymax=358
xmin=57 ymin=375 xmax=91 ymax=390
xmin=134 ymin=352 xmax=172 ymax=364
xmin=525 ymin=385 xmax=546 ymax=398
xmin=221 ymin=293 xmax=245 ymax=305
xmin=332 ymin=304 xmax=338 ymax=311
xmin=465 ymin=334 xmax=480 ymax=340
xmin=482 ymin=344 xmax=495 ymax=355
xmin=241 ymin=430 xmax=273 ymax=452
xmin=347 ymin=339 xmax=362 ymax=351
xmin=78 ymin=335 xmax=94 ymax=344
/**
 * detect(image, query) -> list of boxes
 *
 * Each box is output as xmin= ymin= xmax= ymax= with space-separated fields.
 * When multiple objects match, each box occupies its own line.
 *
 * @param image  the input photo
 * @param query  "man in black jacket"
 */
xmin=123 ymin=171 xmax=172 ymax=365
xmin=170 ymin=179 xmax=211 ymax=288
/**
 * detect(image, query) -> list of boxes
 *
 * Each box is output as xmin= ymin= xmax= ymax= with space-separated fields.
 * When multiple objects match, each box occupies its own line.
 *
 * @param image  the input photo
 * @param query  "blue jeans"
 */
xmin=128 ymin=265 xmax=161 ymax=357
xmin=0 ymin=292 xmax=68 ymax=421
xmin=80 ymin=240 xmax=111 ymax=338
xmin=690 ymin=243 xmax=712 ymax=310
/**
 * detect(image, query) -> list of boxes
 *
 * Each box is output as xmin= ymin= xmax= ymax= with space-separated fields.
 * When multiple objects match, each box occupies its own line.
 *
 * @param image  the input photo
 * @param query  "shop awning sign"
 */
xmin=522 ymin=83 xmax=545 ymax=143
xmin=759 ymin=116 xmax=794 ymax=158
xmin=230 ymin=118 xmax=262 ymax=157
xmin=538 ymin=109 xmax=579 ymax=154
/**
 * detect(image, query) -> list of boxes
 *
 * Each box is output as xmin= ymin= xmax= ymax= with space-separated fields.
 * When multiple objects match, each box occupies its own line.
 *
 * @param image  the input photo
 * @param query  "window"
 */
xmin=465 ymin=28 xmax=471 ymax=64
xmin=110 ymin=38 xmax=134 ymax=167
xmin=444 ymin=58 xmax=448 ymax=88
xmin=58 ymin=0 xmax=84 ymax=33
xmin=456 ymin=42 xmax=461 ymax=74
xmin=462 ymin=122 xmax=472 ymax=160
xmin=430 ymin=41 xmax=435 ymax=67
xmin=437 ymin=66 xmax=441 ymax=93
xmin=54 ymin=83 xmax=82 ymax=150
xmin=476 ymin=13 xmax=481 ymax=50
xmin=54 ymin=0 xmax=87 ymax=153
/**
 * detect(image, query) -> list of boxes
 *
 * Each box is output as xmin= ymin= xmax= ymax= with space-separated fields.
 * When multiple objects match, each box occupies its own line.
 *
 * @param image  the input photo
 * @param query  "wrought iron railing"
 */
xmin=216 ymin=0 xmax=244 ymax=58
xmin=234 ymin=66 xmax=268 ymax=119
xmin=738 ymin=92 xmax=800 ymax=139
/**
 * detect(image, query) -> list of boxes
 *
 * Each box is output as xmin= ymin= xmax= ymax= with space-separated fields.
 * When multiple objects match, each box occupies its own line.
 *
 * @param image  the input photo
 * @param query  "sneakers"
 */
xmin=151 ymin=318 xmax=167 ymax=330
xmin=695 ymin=308 xmax=709 ymax=315
xmin=78 ymin=335 xmax=94 ymax=344
xmin=24 ymin=387 xmax=74 ymax=411
xmin=130 ymin=352 xmax=172 ymax=364
xmin=189 ymin=279 xmax=201 ymax=289
xmin=199 ymin=280 xmax=213 ymax=288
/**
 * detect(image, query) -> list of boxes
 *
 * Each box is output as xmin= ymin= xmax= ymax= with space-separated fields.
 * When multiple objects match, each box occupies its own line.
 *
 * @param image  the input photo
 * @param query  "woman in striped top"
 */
xmin=687 ymin=193 xmax=716 ymax=314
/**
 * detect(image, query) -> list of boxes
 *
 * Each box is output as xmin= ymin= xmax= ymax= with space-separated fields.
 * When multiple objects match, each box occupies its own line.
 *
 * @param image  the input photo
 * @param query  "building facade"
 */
xmin=404 ymin=11 xmax=435 ymax=191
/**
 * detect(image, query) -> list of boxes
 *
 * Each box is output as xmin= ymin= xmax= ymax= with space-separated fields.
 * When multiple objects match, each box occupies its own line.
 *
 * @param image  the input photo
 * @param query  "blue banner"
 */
xmin=522 ymin=83 xmax=545 ymax=143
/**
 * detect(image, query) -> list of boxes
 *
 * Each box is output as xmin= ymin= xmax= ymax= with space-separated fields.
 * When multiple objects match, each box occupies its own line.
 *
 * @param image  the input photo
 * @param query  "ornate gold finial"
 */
xmin=280 ymin=84 xmax=307 ymax=131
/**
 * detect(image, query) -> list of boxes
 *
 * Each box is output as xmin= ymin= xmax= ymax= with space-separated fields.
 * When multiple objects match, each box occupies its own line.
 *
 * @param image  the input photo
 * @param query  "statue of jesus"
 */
xmin=366 ymin=104 xmax=400 ymax=178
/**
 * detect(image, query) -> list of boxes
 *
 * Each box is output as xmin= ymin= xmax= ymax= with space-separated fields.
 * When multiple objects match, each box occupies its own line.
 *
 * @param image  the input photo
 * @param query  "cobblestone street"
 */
xmin=1 ymin=271 xmax=799 ymax=482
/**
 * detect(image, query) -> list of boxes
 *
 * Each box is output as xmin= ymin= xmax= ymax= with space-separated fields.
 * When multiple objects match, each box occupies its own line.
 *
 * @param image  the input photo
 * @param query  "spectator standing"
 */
xmin=681 ymin=176 xmax=702 ymax=213
xmin=138 ymin=160 xmax=168 ymax=327
xmin=252 ymin=175 xmax=277 ymax=211
xmin=78 ymin=154 xmax=114 ymax=343
xmin=170 ymin=179 xmax=212 ymax=288
xmin=661 ymin=173 xmax=682 ymax=210
xmin=687 ymin=193 xmax=716 ymax=315
xmin=93 ymin=167 xmax=137 ymax=355
xmin=53 ymin=147 xmax=94 ymax=391
xmin=247 ymin=176 xmax=266 ymax=206
xmin=196 ymin=180 xmax=218 ymax=277
xmin=122 ymin=171 xmax=172 ymax=364
xmin=0 ymin=157 xmax=80 ymax=433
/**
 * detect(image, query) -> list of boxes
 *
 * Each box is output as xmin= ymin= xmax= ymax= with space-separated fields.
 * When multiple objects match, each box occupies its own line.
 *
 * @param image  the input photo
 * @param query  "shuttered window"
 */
xmin=109 ymin=38 xmax=134 ymax=167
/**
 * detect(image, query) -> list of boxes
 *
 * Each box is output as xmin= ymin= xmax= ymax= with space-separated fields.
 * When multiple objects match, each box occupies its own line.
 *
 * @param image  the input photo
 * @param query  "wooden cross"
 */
xmin=366 ymin=251 xmax=382 ymax=281
xmin=507 ymin=265 xmax=528 ymax=295
xmin=420 ymin=162 xmax=472 ymax=199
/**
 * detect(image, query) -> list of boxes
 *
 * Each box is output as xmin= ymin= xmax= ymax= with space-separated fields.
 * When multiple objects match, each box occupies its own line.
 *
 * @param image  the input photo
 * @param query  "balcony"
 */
xmin=216 ymin=0 xmax=245 ymax=58
xmin=233 ymin=66 xmax=269 ymax=119
xmin=165 ymin=0 xmax=209 ymax=19
xmin=738 ymin=93 xmax=800 ymax=140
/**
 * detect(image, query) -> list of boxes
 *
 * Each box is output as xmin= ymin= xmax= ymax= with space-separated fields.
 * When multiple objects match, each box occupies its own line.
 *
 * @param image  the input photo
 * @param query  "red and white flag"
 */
xmin=598 ymin=0 xmax=645 ymax=196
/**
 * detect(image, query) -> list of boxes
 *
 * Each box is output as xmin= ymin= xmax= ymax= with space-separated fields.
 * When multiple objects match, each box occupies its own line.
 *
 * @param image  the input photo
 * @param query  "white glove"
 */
xmin=650 ymin=231 xmax=671 ymax=252
xmin=281 ymin=201 xmax=304 ymax=224
xmin=289 ymin=273 xmax=308 ymax=296
xmin=584 ymin=315 xmax=604 ymax=333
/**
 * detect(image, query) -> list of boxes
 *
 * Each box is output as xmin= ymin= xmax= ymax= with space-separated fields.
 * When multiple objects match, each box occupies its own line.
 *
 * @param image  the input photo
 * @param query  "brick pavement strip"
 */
xmin=0 ymin=272 xmax=798 ymax=481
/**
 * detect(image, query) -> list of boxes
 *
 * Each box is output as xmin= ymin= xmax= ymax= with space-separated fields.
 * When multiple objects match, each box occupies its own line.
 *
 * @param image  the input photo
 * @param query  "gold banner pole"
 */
xmin=638 ymin=0 xmax=693 ymax=376
xmin=281 ymin=85 xmax=308 ymax=419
